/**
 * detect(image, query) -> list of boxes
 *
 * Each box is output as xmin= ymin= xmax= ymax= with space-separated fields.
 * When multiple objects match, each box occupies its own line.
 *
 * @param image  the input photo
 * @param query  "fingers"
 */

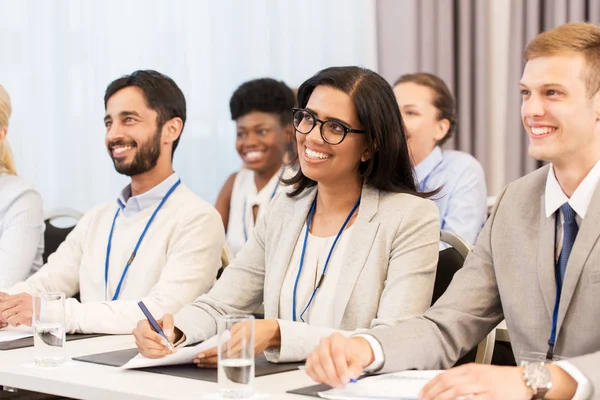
xmin=331 ymin=335 xmax=354 ymax=383
xmin=133 ymin=319 xmax=173 ymax=358
xmin=160 ymin=314 xmax=175 ymax=342
xmin=194 ymin=354 xmax=218 ymax=368
xmin=420 ymin=365 xmax=486 ymax=400
xmin=6 ymin=312 xmax=32 ymax=327
xmin=305 ymin=335 xmax=349 ymax=387
xmin=195 ymin=345 xmax=219 ymax=367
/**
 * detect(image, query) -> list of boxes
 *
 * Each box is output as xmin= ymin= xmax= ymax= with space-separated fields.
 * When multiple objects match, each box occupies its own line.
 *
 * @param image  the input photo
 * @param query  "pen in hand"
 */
xmin=137 ymin=301 xmax=173 ymax=351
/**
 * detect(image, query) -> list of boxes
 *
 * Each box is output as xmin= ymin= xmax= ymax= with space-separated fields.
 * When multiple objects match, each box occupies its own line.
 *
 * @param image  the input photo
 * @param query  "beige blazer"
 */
xmin=372 ymin=165 xmax=600 ymax=394
xmin=175 ymin=183 xmax=440 ymax=362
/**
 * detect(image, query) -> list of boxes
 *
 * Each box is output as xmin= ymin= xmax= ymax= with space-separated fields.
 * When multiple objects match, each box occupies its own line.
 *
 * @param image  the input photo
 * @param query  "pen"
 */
xmin=137 ymin=301 xmax=173 ymax=351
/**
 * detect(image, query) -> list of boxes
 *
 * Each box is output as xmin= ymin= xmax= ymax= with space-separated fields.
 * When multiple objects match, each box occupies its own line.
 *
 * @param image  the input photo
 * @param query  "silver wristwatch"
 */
xmin=523 ymin=361 xmax=553 ymax=399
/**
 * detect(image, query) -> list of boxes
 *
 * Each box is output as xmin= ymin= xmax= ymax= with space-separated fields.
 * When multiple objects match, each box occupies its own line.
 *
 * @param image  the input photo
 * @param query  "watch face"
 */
xmin=526 ymin=362 xmax=552 ymax=389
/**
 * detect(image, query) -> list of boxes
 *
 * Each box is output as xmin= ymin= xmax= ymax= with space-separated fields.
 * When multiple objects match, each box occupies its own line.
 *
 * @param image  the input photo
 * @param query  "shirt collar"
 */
xmin=545 ymin=159 xmax=600 ymax=218
xmin=414 ymin=146 xmax=443 ymax=184
xmin=117 ymin=172 xmax=180 ymax=215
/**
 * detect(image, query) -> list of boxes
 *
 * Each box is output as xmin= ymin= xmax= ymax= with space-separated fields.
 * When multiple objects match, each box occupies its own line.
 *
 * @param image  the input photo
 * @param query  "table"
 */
xmin=0 ymin=335 xmax=316 ymax=399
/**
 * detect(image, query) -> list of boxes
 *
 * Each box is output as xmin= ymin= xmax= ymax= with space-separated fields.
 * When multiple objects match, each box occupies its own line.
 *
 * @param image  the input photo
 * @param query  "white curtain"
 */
xmin=0 ymin=0 xmax=377 ymax=213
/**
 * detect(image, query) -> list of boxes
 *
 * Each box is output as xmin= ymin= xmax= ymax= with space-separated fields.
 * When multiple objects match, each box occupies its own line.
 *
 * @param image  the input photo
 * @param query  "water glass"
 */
xmin=32 ymin=292 xmax=66 ymax=367
xmin=218 ymin=315 xmax=255 ymax=399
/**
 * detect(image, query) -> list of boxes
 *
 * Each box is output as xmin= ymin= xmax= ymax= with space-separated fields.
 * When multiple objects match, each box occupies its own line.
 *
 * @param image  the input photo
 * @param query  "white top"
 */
xmin=279 ymin=224 xmax=354 ymax=326
xmin=0 ymin=173 xmax=44 ymax=288
xmin=227 ymin=167 xmax=288 ymax=255
xmin=7 ymin=177 xmax=225 ymax=334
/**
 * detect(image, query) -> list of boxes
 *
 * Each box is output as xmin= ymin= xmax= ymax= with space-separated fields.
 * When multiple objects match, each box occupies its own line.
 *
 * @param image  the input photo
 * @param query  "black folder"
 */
xmin=286 ymin=383 xmax=334 ymax=398
xmin=0 ymin=334 xmax=102 ymax=351
xmin=73 ymin=349 xmax=303 ymax=382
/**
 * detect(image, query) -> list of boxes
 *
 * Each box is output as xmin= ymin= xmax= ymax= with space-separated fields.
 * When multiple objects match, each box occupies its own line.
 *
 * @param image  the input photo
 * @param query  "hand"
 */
xmin=0 ymin=293 xmax=34 ymax=327
xmin=305 ymin=333 xmax=374 ymax=387
xmin=419 ymin=364 xmax=531 ymax=400
xmin=133 ymin=313 xmax=179 ymax=358
xmin=194 ymin=319 xmax=281 ymax=368
xmin=0 ymin=292 xmax=8 ymax=328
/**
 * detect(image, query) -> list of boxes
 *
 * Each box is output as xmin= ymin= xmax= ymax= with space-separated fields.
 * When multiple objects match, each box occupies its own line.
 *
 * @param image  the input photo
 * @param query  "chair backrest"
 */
xmin=42 ymin=208 xmax=83 ymax=264
xmin=487 ymin=196 xmax=498 ymax=217
xmin=216 ymin=244 xmax=234 ymax=279
xmin=431 ymin=231 xmax=471 ymax=306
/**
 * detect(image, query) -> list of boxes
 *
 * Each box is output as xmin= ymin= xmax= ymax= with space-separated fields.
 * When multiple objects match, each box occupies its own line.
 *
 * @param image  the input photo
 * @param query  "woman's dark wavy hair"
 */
xmin=285 ymin=66 xmax=429 ymax=198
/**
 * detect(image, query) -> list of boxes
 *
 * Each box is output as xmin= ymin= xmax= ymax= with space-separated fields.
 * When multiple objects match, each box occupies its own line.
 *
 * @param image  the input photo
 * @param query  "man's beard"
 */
xmin=108 ymin=128 xmax=162 ymax=177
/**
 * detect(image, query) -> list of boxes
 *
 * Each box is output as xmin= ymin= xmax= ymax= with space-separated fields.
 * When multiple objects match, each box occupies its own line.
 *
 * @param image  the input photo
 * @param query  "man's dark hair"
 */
xmin=104 ymin=70 xmax=186 ymax=158
xmin=229 ymin=78 xmax=296 ymax=125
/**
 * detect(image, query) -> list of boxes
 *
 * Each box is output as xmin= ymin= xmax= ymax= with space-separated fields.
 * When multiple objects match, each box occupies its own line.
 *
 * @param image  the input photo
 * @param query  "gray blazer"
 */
xmin=175 ymin=184 xmax=440 ymax=362
xmin=372 ymin=165 xmax=600 ymax=394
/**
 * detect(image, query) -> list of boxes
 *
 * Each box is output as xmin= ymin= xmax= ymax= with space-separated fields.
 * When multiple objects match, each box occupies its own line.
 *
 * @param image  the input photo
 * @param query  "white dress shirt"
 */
xmin=360 ymin=161 xmax=600 ymax=400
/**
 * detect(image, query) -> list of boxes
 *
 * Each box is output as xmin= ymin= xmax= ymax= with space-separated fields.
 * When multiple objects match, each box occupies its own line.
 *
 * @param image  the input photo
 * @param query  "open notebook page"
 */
xmin=0 ymin=325 xmax=33 ymax=342
xmin=120 ymin=330 xmax=231 ymax=369
xmin=318 ymin=370 xmax=443 ymax=400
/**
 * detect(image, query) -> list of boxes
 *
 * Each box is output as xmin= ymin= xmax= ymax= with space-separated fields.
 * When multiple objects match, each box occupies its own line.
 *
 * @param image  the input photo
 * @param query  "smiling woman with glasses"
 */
xmin=133 ymin=66 xmax=440 ymax=367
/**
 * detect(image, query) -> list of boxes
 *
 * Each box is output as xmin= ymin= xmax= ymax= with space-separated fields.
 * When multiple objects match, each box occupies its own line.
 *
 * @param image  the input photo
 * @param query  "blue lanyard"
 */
xmin=547 ymin=215 xmax=562 ymax=360
xmin=292 ymin=196 xmax=361 ymax=322
xmin=104 ymin=179 xmax=181 ymax=301
xmin=242 ymin=167 xmax=285 ymax=242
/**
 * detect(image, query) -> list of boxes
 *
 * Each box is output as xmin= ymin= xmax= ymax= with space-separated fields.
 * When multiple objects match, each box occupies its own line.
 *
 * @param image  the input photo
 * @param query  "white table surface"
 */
xmin=0 ymin=335 xmax=318 ymax=400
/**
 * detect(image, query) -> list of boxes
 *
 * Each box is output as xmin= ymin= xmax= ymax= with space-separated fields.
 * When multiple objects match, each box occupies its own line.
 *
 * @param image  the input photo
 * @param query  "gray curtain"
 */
xmin=376 ymin=0 xmax=491 ymax=185
xmin=376 ymin=0 xmax=600 ymax=192
xmin=505 ymin=0 xmax=600 ymax=184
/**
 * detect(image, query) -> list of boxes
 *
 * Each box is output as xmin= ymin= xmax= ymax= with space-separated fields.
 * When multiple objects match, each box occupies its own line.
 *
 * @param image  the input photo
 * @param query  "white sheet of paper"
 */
xmin=0 ymin=326 xmax=33 ymax=342
xmin=318 ymin=370 xmax=442 ymax=400
xmin=120 ymin=331 xmax=231 ymax=370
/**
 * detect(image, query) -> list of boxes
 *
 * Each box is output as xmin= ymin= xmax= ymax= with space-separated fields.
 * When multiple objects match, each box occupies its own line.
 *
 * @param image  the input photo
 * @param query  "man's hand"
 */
xmin=419 ymin=364 xmax=532 ymax=400
xmin=305 ymin=333 xmax=375 ymax=387
xmin=0 ymin=293 xmax=34 ymax=327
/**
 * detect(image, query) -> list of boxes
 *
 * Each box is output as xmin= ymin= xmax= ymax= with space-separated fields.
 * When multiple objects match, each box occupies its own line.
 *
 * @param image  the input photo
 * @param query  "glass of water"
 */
xmin=32 ymin=292 xmax=66 ymax=367
xmin=218 ymin=315 xmax=255 ymax=398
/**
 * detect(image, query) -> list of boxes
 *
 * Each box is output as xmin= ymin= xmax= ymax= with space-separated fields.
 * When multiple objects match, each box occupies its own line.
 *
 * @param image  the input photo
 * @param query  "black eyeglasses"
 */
xmin=292 ymin=108 xmax=366 ymax=145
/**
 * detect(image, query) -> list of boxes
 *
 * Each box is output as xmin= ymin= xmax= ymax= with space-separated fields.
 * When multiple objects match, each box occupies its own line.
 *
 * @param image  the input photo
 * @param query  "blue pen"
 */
xmin=137 ymin=301 xmax=173 ymax=351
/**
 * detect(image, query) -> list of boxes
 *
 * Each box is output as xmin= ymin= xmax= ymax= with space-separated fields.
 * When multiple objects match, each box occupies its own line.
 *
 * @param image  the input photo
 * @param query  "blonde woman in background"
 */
xmin=0 ymin=84 xmax=44 ymax=291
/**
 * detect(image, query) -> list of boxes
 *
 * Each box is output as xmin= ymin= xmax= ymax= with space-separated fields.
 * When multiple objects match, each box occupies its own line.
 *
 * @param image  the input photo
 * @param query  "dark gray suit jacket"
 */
xmin=371 ymin=165 xmax=600 ymax=396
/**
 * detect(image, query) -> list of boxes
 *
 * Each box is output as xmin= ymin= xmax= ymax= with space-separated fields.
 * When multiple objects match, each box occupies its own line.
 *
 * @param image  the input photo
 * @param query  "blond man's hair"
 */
xmin=525 ymin=22 xmax=600 ymax=97
xmin=0 ymin=84 xmax=16 ymax=175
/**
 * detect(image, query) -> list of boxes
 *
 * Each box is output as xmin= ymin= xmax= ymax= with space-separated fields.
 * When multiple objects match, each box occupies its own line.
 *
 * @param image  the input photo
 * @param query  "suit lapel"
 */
xmin=537 ymin=193 xmax=557 ymax=319
xmin=332 ymin=185 xmax=380 ymax=327
xmin=557 ymin=183 xmax=600 ymax=330
xmin=263 ymin=188 xmax=316 ymax=319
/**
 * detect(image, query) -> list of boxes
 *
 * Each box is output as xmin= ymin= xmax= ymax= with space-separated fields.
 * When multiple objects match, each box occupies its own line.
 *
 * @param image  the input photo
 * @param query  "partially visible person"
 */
xmin=394 ymin=73 xmax=487 ymax=245
xmin=0 ymin=71 xmax=224 ymax=334
xmin=0 ymin=84 xmax=44 ymax=288
xmin=133 ymin=66 xmax=440 ymax=366
xmin=215 ymin=78 xmax=296 ymax=256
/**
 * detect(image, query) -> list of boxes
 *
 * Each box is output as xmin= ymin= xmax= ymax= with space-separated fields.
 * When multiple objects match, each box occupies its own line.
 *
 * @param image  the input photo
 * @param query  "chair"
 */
xmin=437 ymin=230 xmax=495 ymax=365
xmin=42 ymin=208 xmax=83 ymax=264
xmin=486 ymin=196 xmax=498 ymax=217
